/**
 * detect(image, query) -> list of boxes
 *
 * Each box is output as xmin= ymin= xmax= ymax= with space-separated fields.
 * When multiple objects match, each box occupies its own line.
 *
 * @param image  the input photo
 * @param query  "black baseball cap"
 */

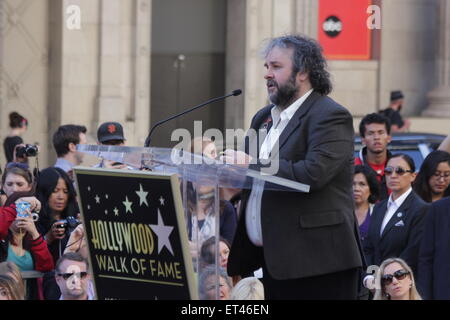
xmin=97 ymin=122 xmax=125 ymax=143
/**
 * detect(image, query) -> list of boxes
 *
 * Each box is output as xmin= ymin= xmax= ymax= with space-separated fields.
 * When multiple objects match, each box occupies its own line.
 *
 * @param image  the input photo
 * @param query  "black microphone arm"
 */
xmin=144 ymin=89 xmax=242 ymax=147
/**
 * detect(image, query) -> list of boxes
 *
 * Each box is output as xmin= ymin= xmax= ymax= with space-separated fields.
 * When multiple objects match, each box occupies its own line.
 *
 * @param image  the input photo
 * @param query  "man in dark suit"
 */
xmin=418 ymin=196 xmax=450 ymax=299
xmin=222 ymin=35 xmax=364 ymax=299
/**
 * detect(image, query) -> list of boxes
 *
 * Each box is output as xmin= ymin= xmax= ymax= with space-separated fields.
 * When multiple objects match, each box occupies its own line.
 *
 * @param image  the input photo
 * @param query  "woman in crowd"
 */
xmin=1 ymin=163 xmax=41 ymax=238
xmin=199 ymin=236 xmax=231 ymax=270
xmin=413 ymin=150 xmax=450 ymax=203
xmin=0 ymin=274 xmax=25 ymax=300
xmin=188 ymin=184 xmax=237 ymax=246
xmin=230 ymin=277 xmax=264 ymax=300
xmin=364 ymin=154 xmax=429 ymax=277
xmin=3 ymin=112 xmax=28 ymax=164
xmin=0 ymin=261 xmax=25 ymax=297
xmin=198 ymin=265 xmax=233 ymax=300
xmin=0 ymin=163 xmax=51 ymax=273
xmin=373 ymin=258 xmax=421 ymax=300
xmin=353 ymin=165 xmax=380 ymax=243
xmin=36 ymin=167 xmax=79 ymax=262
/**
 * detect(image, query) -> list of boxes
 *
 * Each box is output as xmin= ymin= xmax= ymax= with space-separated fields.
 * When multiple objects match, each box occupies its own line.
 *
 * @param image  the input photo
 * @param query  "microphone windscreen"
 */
xmin=232 ymin=89 xmax=242 ymax=96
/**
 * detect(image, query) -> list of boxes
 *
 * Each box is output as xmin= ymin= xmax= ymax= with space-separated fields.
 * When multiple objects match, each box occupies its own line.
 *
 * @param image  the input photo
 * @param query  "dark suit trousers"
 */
xmin=261 ymin=259 xmax=361 ymax=300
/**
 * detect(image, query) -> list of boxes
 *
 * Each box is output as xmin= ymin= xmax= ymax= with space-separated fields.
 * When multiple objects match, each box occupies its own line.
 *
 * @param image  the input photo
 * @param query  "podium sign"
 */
xmin=74 ymin=167 xmax=197 ymax=300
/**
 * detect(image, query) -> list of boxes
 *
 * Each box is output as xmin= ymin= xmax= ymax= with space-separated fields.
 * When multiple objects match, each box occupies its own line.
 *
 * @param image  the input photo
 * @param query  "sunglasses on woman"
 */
xmin=5 ymin=162 xmax=29 ymax=170
xmin=57 ymin=272 xmax=88 ymax=280
xmin=381 ymin=269 xmax=410 ymax=286
xmin=384 ymin=166 xmax=413 ymax=176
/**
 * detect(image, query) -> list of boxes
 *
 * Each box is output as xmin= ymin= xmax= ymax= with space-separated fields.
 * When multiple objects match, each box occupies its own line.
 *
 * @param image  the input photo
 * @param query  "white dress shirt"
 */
xmin=380 ymin=187 xmax=412 ymax=236
xmin=245 ymin=89 xmax=313 ymax=246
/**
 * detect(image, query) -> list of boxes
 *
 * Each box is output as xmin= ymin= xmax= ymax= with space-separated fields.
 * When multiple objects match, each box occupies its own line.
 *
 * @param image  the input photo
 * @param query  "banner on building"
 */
xmin=318 ymin=0 xmax=372 ymax=60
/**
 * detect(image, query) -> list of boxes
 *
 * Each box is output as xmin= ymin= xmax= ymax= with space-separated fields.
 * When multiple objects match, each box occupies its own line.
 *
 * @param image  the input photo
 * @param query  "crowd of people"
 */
xmin=2 ymin=33 xmax=450 ymax=300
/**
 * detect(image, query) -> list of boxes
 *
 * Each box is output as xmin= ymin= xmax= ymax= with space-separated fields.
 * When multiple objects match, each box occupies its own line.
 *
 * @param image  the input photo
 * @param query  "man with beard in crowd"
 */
xmin=379 ymin=90 xmax=411 ymax=133
xmin=222 ymin=35 xmax=364 ymax=299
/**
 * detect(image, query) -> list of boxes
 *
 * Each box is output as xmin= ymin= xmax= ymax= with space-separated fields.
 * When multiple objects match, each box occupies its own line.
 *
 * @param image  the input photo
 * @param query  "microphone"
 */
xmin=144 ymin=89 xmax=242 ymax=147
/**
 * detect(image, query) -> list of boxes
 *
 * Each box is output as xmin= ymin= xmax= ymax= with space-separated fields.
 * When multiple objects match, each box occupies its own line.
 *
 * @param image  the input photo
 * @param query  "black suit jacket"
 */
xmin=364 ymin=190 xmax=428 ymax=275
xmin=227 ymin=91 xmax=364 ymax=280
xmin=418 ymin=196 xmax=450 ymax=300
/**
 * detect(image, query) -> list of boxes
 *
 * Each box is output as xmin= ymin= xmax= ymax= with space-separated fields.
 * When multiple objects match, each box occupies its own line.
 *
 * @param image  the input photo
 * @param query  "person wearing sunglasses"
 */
xmin=55 ymin=252 xmax=94 ymax=300
xmin=363 ymin=154 xmax=429 ymax=291
xmin=413 ymin=150 xmax=450 ymax=203
xmin=373 ymin=257 xmax=421 ymax=300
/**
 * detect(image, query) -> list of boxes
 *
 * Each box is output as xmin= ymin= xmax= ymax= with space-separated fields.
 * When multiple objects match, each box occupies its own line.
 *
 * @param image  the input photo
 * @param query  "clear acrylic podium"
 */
xmin=78 ymin=144 xmax=310 ymax=300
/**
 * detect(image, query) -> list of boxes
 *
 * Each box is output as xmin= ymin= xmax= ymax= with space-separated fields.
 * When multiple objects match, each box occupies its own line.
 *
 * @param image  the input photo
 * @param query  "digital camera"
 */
xmin=56 ymin=216 xmax=81 ymax=230
xmin=16 ymin=144 xmax=38 ymax=158
xmin=16 ymin=201 xmax=39 ymax=222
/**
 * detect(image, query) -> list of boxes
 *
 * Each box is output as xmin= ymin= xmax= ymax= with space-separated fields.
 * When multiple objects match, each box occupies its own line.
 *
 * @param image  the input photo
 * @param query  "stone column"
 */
xmin=95 ymin=0 xmax=125 ymax=125
xmin=423 ymin=0 xmax=450 ymax=117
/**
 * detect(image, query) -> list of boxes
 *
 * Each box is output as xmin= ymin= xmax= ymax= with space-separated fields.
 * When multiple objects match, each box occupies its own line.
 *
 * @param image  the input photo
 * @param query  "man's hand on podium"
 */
xmin=220 ymin=149 xmax=252 ymax=168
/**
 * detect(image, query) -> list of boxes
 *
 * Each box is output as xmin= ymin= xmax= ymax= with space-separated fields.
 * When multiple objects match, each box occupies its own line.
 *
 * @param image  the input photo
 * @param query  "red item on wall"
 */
xmin=318 ymin=0 xmax=372 ymax=60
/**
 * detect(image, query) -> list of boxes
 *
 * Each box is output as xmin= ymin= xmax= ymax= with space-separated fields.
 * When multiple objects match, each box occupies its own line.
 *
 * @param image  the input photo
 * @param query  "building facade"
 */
xmin=1 ymin=0 xmax=449 ymax=167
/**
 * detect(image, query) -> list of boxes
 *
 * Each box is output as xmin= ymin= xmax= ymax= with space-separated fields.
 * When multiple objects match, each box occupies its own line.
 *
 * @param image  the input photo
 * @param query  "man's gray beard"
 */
xmin=269 ymin=74 xmax=299 ymax=109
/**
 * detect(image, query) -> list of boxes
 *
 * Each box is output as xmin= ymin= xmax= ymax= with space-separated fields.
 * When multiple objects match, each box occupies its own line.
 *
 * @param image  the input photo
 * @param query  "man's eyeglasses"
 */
xmin=57 ymin=272 xmax=88 ymax=280
xmin=433 ymin=171 xmax=450 ymax=179
xmin=381 ymin=269 xmax=410 ymax=286
xmin=384 ymin=166 xmax=413 ymax=176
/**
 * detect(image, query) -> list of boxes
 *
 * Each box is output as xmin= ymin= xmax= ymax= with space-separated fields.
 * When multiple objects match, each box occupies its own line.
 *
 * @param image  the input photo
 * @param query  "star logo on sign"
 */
xmin=122 ymin=196 xmax=133 ymax=213
xmin=95 ymin=195 xmax=100 ymax=204
xmin=135 ymin=184 xmax=149 ymax=207
xmin=114 ymin=207 xmax=119 ymax=216
xmin=149 ymin=209 xmax=174 ymax=256
xmin=159 ymin=196 xmax=165 ymax=206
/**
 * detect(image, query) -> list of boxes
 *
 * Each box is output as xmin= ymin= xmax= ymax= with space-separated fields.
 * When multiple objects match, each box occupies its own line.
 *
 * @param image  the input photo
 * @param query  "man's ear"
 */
xmin=68 ymin=142 xmax=77 ymax=152
xmin=297 ymin=72 xmax=308 ymax=82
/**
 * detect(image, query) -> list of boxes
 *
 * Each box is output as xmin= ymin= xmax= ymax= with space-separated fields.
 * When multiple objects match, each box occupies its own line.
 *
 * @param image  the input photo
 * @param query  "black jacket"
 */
xmin=228 ymin=91 xmax=364 ymax=280
xmin=364 ymin=190 xmax=429 ymax=276
xmin=418 ymin=197 xmax=450 ymax=299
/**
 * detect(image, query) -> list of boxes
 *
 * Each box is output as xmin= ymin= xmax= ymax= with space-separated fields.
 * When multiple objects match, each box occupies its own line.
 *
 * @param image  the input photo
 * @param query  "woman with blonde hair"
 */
xmin=230 ymin=277 xmax=264 ymax=300
xmin=0 ymin=261 xmax=25 ymax=296
xmin=373 ymin=257 xmax=421 ymax=300
xmin=0 ymin=274 xmax=25 ymax=300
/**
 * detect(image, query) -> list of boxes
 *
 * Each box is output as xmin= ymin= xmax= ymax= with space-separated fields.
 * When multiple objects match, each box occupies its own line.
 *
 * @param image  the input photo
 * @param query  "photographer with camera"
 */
xmin=35 ymin=167 xmax=79 ymax=262
xmin=0 ymin=163 xmax=42 ymax=239
xmin=35 ymin=167 xmax=81 ymax=300
xmin=3 ymin=112 xmax=28 ymax=164
xmin=0 ymin=163 xmax=53 ymax=299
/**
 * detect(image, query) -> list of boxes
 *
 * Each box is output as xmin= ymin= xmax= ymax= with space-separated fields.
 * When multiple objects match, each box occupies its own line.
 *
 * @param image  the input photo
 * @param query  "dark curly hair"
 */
xmin=354 ymin=165 xmax=380 ymax=204
xmin=359 ymin=113 xmax=391 ymax=137
xmin=262 ymin=34 xmax=332 ymax=95
xmin=413 ymin=150 xmax=450 ymax=203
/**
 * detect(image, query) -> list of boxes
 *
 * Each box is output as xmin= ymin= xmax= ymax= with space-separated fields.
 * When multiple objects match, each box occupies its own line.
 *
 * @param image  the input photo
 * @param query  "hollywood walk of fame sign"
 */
xmin=74 ymin=167 xmax=197 ymax=300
